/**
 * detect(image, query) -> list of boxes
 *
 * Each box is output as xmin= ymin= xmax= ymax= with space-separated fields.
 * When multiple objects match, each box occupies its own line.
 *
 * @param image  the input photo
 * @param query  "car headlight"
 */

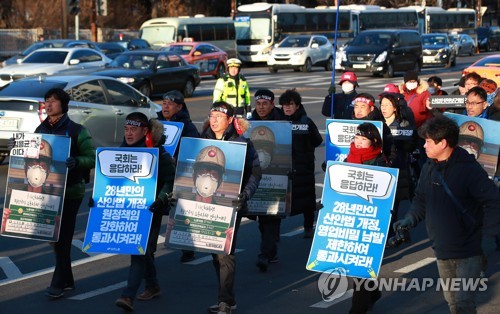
xmin=375 ymin=51 xmax=387 ymax=63
xmin=438 ymin=48 xmax=445 ymax=53
xmin=294 ymin=50 xmax=305 ymax=56
xmin=118 ymin=77 xmax=135 ymax=84
xmin=262 ymin=46 xmax=273 ymax=55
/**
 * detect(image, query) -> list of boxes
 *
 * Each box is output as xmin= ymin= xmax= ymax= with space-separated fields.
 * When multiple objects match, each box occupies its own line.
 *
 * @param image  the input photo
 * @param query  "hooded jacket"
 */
xmin=35 ymin=114 xmax=95 ymax=199
xmin=405 ymin=147 xmax=500 ymax=260
xmin=201 ymin=118 xmax=262 ymax=202
xmin=283 ymin=105 xmax=323 ymax=214
xmin=399 ymin=80 xmax=431 ymax=128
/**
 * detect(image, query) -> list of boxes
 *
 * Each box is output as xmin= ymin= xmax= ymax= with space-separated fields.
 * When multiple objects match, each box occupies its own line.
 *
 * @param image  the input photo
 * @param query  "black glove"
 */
xmin=166 ymin=192 xmax=177 ymax=208
xmin=316 ymin=201 xmax=324 ymax=211
xmin=148 ymin=198 xmax=165 ymax=214
xmin=321 ymin=161 xmax=327 ymax=172
xmin=7 ymin=137 xmax=16 ymax=151
xmin=328 ymin=85 xmax=336 ymax=94
xmin=65 ymin=157 xmax=78 ymax=170
xmin=232 ymin=193 xmax=248 ymax=212
xmin=392 ymin=217 xmax=413 ymax=232
xmin=88 ymin=198 xmax=95 ymax=208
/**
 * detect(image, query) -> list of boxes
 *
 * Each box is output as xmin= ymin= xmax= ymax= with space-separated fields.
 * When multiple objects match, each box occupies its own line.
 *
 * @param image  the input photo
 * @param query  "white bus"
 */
xmin=234 ymin=3 xmax=419 ymax=63
xmin=401 ymin=6 xmax=478 ymax=45
xmin=139 ymin=16 xmax=237 ymax=57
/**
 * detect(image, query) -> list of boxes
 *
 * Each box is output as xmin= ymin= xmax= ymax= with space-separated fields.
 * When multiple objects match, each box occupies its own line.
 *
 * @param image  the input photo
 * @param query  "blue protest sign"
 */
xmin=82 ymin=147 xmax=158 ymax=255
xmin=160 ymin=121 xmax=184 ymax=156
xmin=325 ymin=119 xmax=383 ymax=162
xmin=2 ymin=133 xmax=70 ymax=242
xmin=306 ymin=161 xmax=398 ymax=279
xmin=166 ymin=138 xmax=246 ymax=255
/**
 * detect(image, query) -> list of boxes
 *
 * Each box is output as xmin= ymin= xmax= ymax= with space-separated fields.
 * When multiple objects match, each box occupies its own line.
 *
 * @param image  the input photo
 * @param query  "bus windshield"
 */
xmin=140 ymin=26 xmax=176 ymax=46
xmin=235 ymin=14 xmax=272 ymax=45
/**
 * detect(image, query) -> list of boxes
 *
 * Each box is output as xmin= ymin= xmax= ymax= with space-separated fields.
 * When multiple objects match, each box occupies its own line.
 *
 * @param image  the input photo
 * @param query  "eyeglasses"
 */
xmin=465 ymin=100 xmax=485 ymax=106
xmin=209 ymin=114 xmax=227 ymax=121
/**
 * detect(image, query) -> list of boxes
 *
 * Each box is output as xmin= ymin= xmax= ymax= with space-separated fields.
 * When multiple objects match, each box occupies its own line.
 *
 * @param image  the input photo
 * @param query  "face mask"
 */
xmin=342 ymin=82 xmax=355 ymax=93
xmin=487 ymin=89 xmax=498 ymax=105
xmin=27 ymin=165 xmax=48 ymax=188
xmin=195 ymin=173 xmax=219 ymax=198
xmin=460 ymin=144 xmax=479 ymax=160
xmin=428 ymin=87 xmax=436 ymax=95
xmin=257 ymin=149 xmax=272 ymax=169
xmin=406 ymin=82 xmax=418 ymax=91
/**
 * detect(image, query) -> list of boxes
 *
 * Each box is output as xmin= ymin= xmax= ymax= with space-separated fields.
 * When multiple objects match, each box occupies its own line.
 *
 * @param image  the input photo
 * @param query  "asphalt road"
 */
xmin=0 ymin=52 xmax=499 ymax=314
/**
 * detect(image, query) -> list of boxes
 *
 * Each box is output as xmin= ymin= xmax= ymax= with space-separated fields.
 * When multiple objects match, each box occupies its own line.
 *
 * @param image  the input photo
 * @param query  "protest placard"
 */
xmin=245 ymin=121 xmax=292 ymax=215
xmin=2 ymin=133 xmax=70 ymax=242
xmin=82 ymin=147 xmax=158 ymax=255
xmin=166 ymin=138 xmax=246 ymax=254
xmin=306 ymin=161 xmax=398 ymax=279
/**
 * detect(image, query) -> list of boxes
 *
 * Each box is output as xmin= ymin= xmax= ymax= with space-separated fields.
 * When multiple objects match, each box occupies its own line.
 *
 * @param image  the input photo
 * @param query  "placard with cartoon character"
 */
xmin=82 ymin=147 xmax=158 ymax=255
xmin=445 ymin=112 xmax=499 ymax=177
xmin=166 ymin=137 xmax=246 ymax=255
xmin=306 ymin=161 xmax=398 ymax=279
xmin=2 ymin=133 xmax=70 ymax=242
xmin=245 ymin=121 xmax=292 ymax=215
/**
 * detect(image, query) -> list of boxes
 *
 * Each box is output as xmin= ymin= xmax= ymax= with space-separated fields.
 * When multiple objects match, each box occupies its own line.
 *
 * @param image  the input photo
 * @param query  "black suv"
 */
xmin=477 ymin=26 xmax=500 ymax=52
xmin=340 ymin=29 xmax=422 ymax=78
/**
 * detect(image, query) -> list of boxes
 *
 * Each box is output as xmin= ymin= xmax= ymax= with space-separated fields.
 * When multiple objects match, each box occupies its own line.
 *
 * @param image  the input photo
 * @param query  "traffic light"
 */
xmin=98 ymin=0 xmax=108 ymax=16
xmin=67 ymin=0 xmax=80 ymax=15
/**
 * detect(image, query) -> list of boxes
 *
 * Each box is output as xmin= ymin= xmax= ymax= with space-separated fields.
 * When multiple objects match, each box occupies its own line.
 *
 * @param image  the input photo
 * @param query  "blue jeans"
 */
xmin=436 ymin=255 xmax=482 ymax=314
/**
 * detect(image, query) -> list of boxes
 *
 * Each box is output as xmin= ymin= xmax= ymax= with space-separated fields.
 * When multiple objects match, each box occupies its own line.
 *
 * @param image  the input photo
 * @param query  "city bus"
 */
xmin=139 ymin=16 xmax=237 ymax=57
xmin=400 ymin=6 xmax=478 ymax=45
xmin=234 ymin=3 xmax=419 ymax=63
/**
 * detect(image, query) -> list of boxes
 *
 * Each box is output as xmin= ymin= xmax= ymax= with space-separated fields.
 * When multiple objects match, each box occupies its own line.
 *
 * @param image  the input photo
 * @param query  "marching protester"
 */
xmin=34 ymin=88 xmax=95 ymax=299
xmin=393 ymin=115 xmax=500 ymax=314
xmin=213 ymin=58 xmax=251 ymax=118
xmin=322 ymin=71 xmax=359 ymax=119
xmin=156 ymin=90 xmax=200 ymax=263
xmin=344 ymin=122 xmax=389 ymax=313
xmin=115 ymin=113 xmax=176 ymax=311
xmin=249 ymin=89 xmax=285 ymax=272
xmin=280 ymin=89 xmax=323 ymax=238
xmin=201 ymin=102 xmax=261 ymax=314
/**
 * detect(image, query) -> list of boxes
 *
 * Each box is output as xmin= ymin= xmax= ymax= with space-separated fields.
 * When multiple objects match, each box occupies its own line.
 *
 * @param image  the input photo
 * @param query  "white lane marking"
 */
xmin=0 ymin=256 xmax=22 ymax=279
xmin=184 ymin=249 xmax=245 ymax=265
xmin=394 ymin=257 xmax=437 ymax=273
xmin=281 ymin=228 xmax=304 ymax=237
xmin=310 ymin=289 xmax=354 ymax=308
xmin=68 ymin=281 xmax=127 ymax=300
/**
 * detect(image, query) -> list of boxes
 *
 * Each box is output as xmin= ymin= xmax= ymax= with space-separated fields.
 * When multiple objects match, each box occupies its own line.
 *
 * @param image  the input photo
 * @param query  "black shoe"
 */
xmin=115 ymin=296 xmax=134 ymax=311
xmin=256 ymin=257 xmax=268 ymax=272
xmin=45 ymin=286 xmax=64 ymax=299
xmin=268 ymin=255 xmax=279 ymax=263
xmin=63 ymin=283 xmax=75 ymax=291
xmin=180 ymin=251 xmax=195 ymax=263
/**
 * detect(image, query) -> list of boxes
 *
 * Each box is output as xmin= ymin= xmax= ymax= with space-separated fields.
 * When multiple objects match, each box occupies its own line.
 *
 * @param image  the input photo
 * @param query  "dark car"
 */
xmin=2 ymin=39 xmax=102 ymax=67
xmin=0 ymin=75 xmax=161 ymax=163
xmin=422 ymin=33 xmax=456 ymax=68
xmin=94 ymin=51 xmax=201 ymax=98
xmin=340 ymin=29 xmax=422 ymax=78
xmin=478 ymin=26 xmax=500 ymax=52
xmin=97 ymin=42 xmax=127 ymax=59
xmin=448 ymin=34 xmax=475 ymax=56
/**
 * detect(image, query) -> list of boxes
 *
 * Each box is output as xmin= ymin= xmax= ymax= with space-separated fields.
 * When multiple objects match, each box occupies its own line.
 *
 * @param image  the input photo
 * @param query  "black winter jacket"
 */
xmin=405 ymin=147 xmax=500 ymax=260
xmin=322 ymin=91 xmax=358 ymax=119
xmin=283 ymin=105 xmax=323 ymax=215
xmin=250 ymin=107 xmax=285 ymax=121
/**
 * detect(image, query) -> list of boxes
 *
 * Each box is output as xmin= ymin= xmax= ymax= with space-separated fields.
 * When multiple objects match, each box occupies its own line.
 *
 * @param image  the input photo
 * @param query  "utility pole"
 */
xmin=91 ymin=0 xmax=97 ymax=42
xmin=62 ymin=0 xmax=68 ymax=39
xmin=477 ymin=0 xmax=482 ymax=27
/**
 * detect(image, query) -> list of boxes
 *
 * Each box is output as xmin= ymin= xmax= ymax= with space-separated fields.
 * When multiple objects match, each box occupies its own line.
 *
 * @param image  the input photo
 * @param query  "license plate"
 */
xmin=353 ymin=64 xmax=366 ymax=69
xmin=423 ymin=56 xmax=435 ymax=63
xmin=0 ymin=118 xmax=19 ymax=130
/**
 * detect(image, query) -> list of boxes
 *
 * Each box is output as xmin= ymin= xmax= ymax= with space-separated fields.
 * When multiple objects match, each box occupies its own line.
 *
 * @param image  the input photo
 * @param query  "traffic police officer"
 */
xmin=213 ymin=58 xmax=251 ymax=118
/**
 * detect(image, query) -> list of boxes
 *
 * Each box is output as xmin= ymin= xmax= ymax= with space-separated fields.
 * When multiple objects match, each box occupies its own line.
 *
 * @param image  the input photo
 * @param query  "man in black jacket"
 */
xmin=157 ymin=90 xmax=200 ymax=263
xmin=322 ymin=71 xmax=359 ymax=119
xmin=393 ymin=115 xmax=500 ymax=314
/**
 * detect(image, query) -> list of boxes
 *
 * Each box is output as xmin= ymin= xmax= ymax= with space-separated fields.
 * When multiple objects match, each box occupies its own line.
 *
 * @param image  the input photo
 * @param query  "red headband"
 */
xmin=353 ymin=97 xmax=374 ymax=107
